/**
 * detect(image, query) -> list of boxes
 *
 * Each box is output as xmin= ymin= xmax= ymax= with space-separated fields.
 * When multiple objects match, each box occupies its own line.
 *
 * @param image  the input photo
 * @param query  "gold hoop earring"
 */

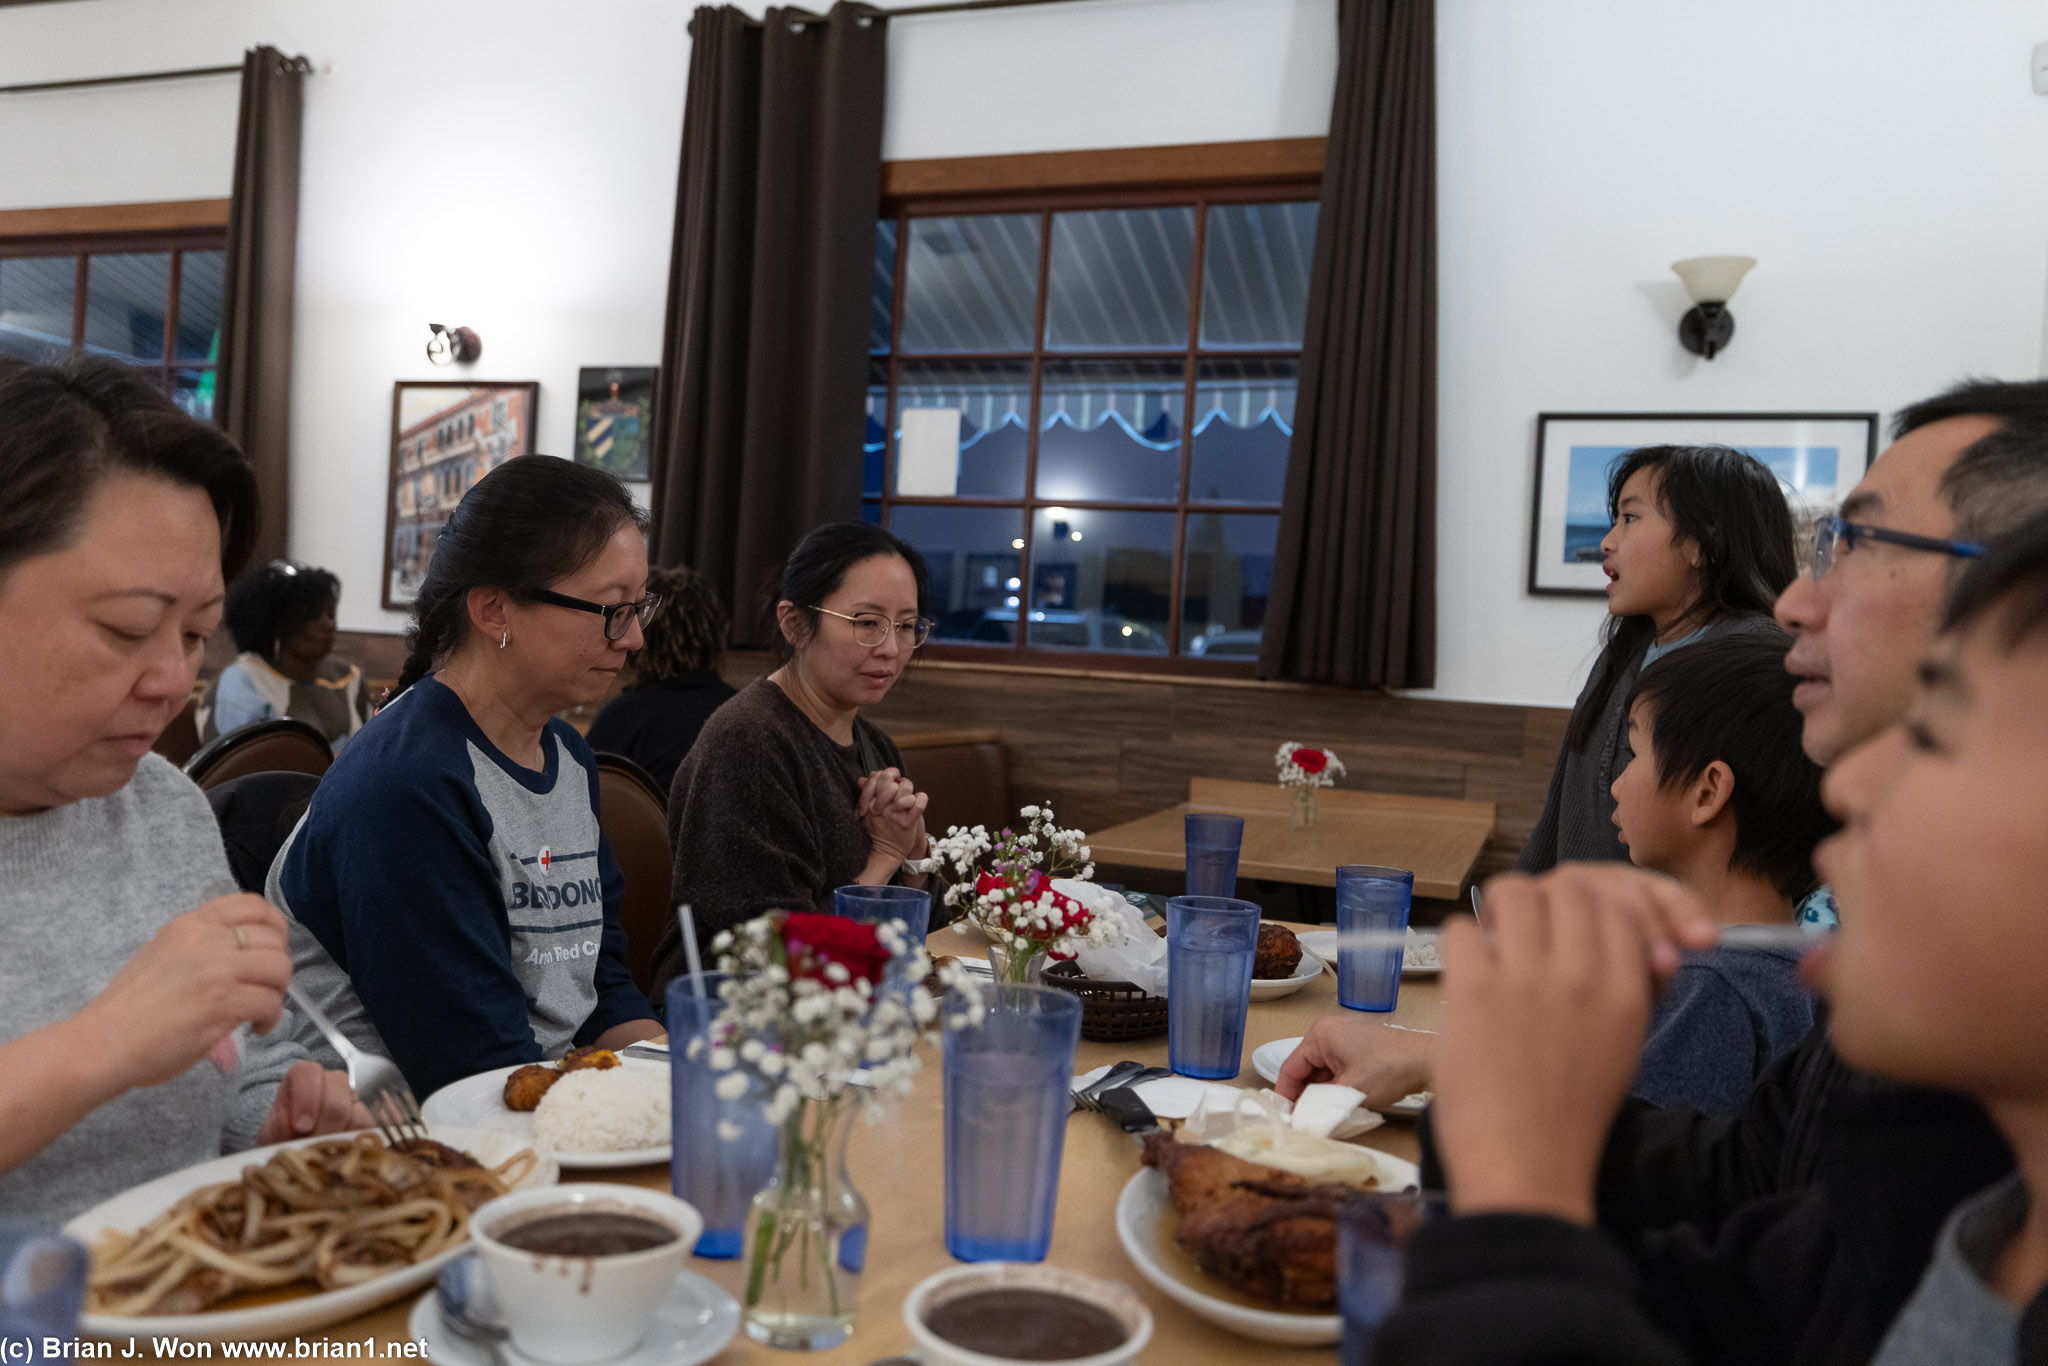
xmin=499 ymin=629 xmax=508 ymax=651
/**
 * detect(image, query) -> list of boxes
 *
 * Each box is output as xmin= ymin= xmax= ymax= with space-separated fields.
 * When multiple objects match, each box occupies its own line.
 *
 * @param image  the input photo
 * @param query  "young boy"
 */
xmin=1612 ymin=630 xmax=1836 ymax=1114
xmin=1816 ymin=510 xmax=2048 ymax=1362
xmin=1280 ymin=630 xmax=1832 ymax=1117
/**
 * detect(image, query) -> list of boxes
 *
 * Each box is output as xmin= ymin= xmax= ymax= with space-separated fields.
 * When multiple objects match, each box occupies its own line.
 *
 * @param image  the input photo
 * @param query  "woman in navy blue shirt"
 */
xmin=271 ymin=457 xmax=662 ymax=1096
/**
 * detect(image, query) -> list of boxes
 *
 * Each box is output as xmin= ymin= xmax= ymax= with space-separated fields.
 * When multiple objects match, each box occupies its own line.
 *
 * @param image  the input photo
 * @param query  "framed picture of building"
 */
xmin=1528 ymin=411 xmax=1879 ymax=597
xmin=572 ymin=366 xmax=656 ymax=481
xmin=383 ymin=381 xmax=540 ymax=609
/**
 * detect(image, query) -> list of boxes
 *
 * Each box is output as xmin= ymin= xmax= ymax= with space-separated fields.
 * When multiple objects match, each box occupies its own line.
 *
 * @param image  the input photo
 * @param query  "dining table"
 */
xmin=1085 ymin=779 xmax=1496 ymax=903
xmin=223 ymin=922 xmax=1440 ymax=1364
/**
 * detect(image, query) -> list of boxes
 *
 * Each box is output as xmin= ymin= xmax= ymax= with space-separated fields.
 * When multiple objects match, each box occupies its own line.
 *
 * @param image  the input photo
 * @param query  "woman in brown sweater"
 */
xmin=650 ymin=523 xmax=936 ymax=993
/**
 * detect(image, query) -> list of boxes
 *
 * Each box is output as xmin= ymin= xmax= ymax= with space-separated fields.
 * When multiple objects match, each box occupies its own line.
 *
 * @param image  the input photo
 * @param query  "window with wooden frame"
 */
xmin=867 ymin=141 xmax=1322 ymax=674
xmin=0 ymin=202 xmax=229 ymax=423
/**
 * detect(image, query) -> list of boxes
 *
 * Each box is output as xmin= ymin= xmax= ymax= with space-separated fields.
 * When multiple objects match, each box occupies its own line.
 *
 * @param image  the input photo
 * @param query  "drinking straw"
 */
xmin=678 ymin=903 xmax=706 ymax=1002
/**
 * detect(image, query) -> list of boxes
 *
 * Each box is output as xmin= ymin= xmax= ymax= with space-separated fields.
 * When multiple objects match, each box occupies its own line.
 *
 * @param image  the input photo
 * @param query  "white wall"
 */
xmin=4 ymin=0 xmax=2047 ymax=705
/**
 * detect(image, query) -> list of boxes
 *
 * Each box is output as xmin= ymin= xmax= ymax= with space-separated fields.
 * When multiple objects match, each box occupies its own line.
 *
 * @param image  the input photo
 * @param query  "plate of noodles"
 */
xmin=64 ymin=1127 xmax=555 ymax=1342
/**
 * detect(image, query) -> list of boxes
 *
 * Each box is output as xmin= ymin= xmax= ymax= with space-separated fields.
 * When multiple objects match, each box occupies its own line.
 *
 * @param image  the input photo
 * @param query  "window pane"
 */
xmin=1181 ymin=513 xmax=1278 ymax=658
xmin=1189 ymin=359 xmax=1295 ymax=505
xmin=1027 ymin=508 xmax=1173 ymax=654
xmin=83 ymin=252 xmax=170 ymax=362
xmin=0 ymin=255 xmax=75 ymax=359
xmin=1036 ymin=359 xmax=1184 ymax=504
xmin=864 ymin=360 xmax=888 ymax=498
xmin=893 ymin=359 xmax=1030 ymax=499
xmin=1045 ymin=207 xmax=1194 ymax=351
xmin=893 ymin=504 xmax=1026 ymax=647
xmin=175 ymin=249 xmax=224 ymax=362
xmin=862 ymin=500 xmax=881 ymax=525
xmin=1200 ymin=201 xmax=1318 ymax=349
xmin=171 ymin=368 xmax=215 ymax=424
xmin=899 ymin=214 xmax=1039 ymax=354
xmin=871 ymin=219 xmax=896 ymax=355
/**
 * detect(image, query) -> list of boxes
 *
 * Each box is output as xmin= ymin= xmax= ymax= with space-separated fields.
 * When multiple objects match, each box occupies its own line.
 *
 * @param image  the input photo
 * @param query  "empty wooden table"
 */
xmin=1086 ymin=778 xmax=1496 ymax=902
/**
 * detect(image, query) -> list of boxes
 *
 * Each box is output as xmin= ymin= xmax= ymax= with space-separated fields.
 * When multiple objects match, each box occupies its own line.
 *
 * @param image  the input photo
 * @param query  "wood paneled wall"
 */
xmin=306 ymin=632 xmax=1566 ymax=887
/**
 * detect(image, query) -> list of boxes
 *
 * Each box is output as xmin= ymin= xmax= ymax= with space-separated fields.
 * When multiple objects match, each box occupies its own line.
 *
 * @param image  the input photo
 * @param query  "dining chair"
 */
xmin=594 ymin=751 xmax=673 ymax=997
xmin=184 ymin=717 xmax=333 ymax=791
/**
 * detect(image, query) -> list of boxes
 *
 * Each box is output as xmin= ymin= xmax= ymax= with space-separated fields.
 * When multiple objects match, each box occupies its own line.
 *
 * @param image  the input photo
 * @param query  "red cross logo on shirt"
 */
xmin=538 ymin=847 xmax=552 ymax=872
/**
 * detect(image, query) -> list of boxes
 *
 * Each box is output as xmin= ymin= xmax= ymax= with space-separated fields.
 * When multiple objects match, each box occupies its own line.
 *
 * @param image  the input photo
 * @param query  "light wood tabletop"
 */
xmin=1086 ymin=778 xmax=1496 ymax=901
xmin=244 ymin=923 xmax=1437 ymax=1364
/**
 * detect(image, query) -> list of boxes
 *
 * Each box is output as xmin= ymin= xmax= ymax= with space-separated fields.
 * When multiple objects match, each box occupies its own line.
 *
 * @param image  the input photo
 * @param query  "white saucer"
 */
xmin=408 ymin=1269 xmax=739 ymax=1366
xmin=1248 ymin=1037 xmax=1430 ymax=1117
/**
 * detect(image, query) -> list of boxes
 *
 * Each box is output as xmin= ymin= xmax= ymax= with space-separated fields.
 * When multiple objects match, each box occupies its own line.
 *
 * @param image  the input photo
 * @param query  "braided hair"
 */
xmin=390 ymin=456 xmax=647 ymax=701
xmin=625 ymin=564 xmax=727 ymax=684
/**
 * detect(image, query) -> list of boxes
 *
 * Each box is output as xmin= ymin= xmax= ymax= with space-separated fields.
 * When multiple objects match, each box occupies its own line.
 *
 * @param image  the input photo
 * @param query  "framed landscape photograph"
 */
xmin=383 ymin=381 xmax=540 ymax=609
xmin=572 ymin=366 xmax=656 ymax=481
xmin=1528 ymin=411 xmax=1879 ymax=597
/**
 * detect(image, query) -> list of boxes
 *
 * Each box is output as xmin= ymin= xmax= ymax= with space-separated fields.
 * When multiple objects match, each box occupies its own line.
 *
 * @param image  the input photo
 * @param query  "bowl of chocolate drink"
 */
xmin=904 ymin=1263 xmax=1153 ymax=1366
xmin=471 ymin=1183 xmax=703 ymax=1363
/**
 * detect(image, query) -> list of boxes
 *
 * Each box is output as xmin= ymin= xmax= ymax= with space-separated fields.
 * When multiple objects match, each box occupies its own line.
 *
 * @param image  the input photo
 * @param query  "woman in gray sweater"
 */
xmin=1517 ymin=444 xmax=1799 ymax=872
xmin=0 ymin=356 xmax=361 ymax=1223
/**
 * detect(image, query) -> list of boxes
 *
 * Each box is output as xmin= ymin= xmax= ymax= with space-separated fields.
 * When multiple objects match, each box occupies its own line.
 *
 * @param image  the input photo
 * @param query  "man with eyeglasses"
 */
xmin=1346 ymin=382 xmax=2048 ymax=1365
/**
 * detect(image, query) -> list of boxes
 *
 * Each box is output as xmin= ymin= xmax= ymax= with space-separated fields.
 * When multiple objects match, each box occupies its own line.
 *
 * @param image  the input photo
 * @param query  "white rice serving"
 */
xmin=529 ymin=1066 xmax=669 ymax=1153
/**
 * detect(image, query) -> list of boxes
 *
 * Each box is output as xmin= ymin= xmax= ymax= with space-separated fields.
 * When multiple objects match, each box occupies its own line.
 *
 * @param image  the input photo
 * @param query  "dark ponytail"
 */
xmin=391 ymin=455 xmax=647 ymax=701
xmin=1566 ymin=444 xmax=1797 ymax=752
xmin=767 ymin=521 xmax=930 ymax=664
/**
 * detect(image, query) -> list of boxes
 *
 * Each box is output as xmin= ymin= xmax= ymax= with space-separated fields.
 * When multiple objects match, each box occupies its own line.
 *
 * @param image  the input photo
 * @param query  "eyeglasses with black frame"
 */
xmin=1809 ymin=515 xmax=1986 ymax=581
xmin=809 ymin=606 xmax=935 ymax=649
xmin=526 ymin=588 xmax=663 ymax=641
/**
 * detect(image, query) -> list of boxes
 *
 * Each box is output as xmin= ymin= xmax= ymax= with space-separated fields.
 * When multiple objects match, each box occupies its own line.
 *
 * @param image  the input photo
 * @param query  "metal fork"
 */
xmin=286 ymin=982 xmax=427 ymax=1147
xmin=1070 ymin=1060 xmax=1143 ymax=1112
xmin=1074 ymin=1065 xmax=1170 ymax=1113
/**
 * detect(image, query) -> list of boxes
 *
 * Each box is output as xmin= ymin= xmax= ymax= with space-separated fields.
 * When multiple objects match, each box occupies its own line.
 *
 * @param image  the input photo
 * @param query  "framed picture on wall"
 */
xmin=383 ymin=381 xmax=540 ymax=609
xmin=1527 ymin=411 xmax=1879 ymax=597
xmin=572 ymin=366 xmax=656 ymax=481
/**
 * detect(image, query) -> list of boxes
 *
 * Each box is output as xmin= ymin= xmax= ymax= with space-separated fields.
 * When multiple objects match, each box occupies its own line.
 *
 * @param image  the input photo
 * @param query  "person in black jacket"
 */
xmin=1365 ymin=381 xmax=2048 ymax=1366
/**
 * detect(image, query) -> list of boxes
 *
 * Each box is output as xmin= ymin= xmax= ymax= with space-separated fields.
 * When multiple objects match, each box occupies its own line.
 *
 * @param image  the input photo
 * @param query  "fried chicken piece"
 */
xmin=502 ymin=1064 xmax=561 ymax=1112
xmin=560 ymin=1046 xmax=621 ymax=1072
xmin=1253 ymin=922 xmax=1303 ymax=979
xmin=1140 ymin=1130 xmax=1351 ymax=1308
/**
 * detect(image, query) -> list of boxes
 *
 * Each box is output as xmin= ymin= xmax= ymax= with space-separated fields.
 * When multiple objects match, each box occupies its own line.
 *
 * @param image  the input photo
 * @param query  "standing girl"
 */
xmin=1517 ymin=444 xmax=1797 ymax=872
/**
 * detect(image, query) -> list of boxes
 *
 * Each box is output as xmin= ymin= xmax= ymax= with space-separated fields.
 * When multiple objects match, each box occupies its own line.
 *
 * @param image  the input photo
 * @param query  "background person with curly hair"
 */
xmin=585 ymin=563 xmax=737 ymax=793
xmin=198 ymin=559 xmax=370 ymax=751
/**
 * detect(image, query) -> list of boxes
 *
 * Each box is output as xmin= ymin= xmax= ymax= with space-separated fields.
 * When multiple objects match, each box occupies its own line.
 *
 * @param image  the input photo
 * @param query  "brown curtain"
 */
xmin=216 ymin=46 xmax=309 ymax=567
xmin=1257 ymin=0 xmax=1436 ymax=689
xmin=651 ymin=4 xmax=886 ymax=646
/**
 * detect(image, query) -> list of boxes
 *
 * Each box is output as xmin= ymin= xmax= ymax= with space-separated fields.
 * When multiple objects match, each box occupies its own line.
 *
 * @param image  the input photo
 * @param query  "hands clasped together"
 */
xmin=1280 ymin=864 xmax=1721 ymax=1225
xmin=857 ymin=765 xmax=930 ymax=865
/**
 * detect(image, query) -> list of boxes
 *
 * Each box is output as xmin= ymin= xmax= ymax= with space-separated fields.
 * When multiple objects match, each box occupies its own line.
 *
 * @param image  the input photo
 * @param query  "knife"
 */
xmin=1097 ymin=1085 xmax=1162 ymax=1138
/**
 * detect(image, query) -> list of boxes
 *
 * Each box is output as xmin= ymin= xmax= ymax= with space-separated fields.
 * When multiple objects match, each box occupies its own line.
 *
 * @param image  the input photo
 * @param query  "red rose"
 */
xmin=780 ymin=912 xmax=891 ymax=989
xmin=975 ymin=870 xmax=1012 ymax=898
xmin=1292 ymin=747 xmax=1329 ymax=775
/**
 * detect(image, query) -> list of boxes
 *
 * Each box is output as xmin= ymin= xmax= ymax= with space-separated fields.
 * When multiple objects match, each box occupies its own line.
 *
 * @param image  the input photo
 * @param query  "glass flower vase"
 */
xmin=1293 ymin=785 xmax=1318 ymax=831
xmin=743 ymin=1095 xmax=868 ymax=1351
xmin=985 ymin=941 xmax=1049 ymax=985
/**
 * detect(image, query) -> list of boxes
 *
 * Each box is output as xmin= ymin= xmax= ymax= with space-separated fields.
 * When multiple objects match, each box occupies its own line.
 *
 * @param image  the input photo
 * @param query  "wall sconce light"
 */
xmin=1670 ymin=257 xmax=1755 ymax=360
xmin=426 ymin=324 xmax=482 ymax=365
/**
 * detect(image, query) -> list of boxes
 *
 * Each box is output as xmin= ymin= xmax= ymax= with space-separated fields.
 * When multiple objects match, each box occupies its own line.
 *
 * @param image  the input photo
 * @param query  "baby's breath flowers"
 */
xmin=916 ymin=803 xmax=1123 ymax=982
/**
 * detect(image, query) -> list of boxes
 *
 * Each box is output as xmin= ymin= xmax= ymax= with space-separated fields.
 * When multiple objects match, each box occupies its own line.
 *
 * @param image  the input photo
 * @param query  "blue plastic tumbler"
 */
xmin=942 ymin=985 xmax=1083 ymax=1262
xmin=832 ymin=884 xmax=932 ymax=945
xmin=1336 ymin=864 xmax=1413 ymax=1012
xmin=1183 ymin=813 xmax=1245 ymax=900
xmin=0 ymin=1223 xmax=86 ymax=1365
xmin=1166 ymin=895 xmax=1260 ymax=1079
xmin=666 ymin=973 xmax=777 ymax=1258
xmin=1338 ymin=1191 xmax=1449 ymax=1366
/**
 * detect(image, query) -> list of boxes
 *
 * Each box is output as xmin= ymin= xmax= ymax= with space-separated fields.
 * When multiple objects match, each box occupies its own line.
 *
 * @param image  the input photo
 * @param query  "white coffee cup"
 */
xmin=904 ymin=1263 xmax=1153 ymax=1366
xmin=471 ymin=1184 xmax=702 ymax=1363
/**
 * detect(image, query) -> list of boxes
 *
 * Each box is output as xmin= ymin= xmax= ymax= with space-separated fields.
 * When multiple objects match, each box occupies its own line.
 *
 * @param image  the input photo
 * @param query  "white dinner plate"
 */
xmin=1114 ymin=1150 xmax=1421 ymax=1345
xmin=1296 ymin=929 xmax=1441 ymax=978
xmin=1248 ymin=959 xmax=1324 ymax=1000
xmin=421 ymin=1058 xmax=670 ymax=1168
xmin=408 ymin=1261 xmax=739 ymax=1366
xmin=66 ymin=1127 xmax=556 ymax=1342
xmin=1249 ymin=1037 xmax=1431 ymax=1117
